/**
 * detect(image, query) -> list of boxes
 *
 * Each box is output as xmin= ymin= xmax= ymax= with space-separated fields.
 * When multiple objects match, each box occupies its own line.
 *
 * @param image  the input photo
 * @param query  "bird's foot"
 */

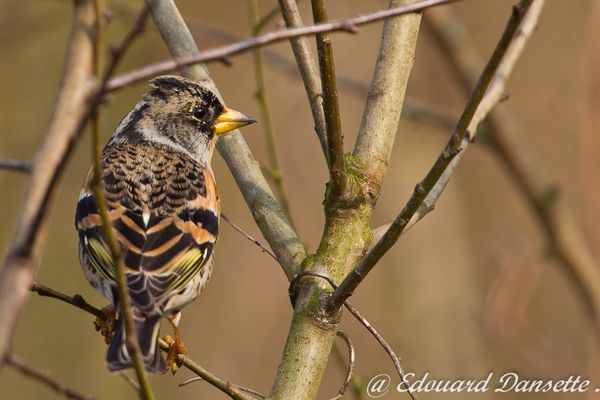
xmin=163 ymin=334 xmax=187 ymax=374
xmin=93 ymin=305 xmax=116 ymax=345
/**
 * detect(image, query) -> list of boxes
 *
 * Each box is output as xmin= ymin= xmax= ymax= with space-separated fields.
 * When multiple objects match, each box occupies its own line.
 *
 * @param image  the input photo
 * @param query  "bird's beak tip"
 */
xmin=214 ymin=107 xmax=256 ymax=135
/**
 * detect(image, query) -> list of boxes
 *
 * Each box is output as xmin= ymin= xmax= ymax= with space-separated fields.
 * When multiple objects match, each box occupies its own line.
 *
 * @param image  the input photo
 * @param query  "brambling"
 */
xmin=75 ymin=75 xmax=255 ymax=373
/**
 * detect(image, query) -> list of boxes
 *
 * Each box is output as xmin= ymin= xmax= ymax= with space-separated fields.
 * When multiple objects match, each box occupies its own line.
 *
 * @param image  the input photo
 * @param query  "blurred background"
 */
xmin=0 ymin=0 xmax=598 ymax=399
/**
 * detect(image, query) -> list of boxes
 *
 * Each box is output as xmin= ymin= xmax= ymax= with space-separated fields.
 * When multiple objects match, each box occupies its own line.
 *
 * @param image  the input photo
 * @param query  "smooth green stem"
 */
xmin=311 ymin=0 xmax=346 ymax=196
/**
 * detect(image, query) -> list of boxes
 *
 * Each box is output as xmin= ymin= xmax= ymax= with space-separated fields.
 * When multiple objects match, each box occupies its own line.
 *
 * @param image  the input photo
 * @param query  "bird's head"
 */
xmin=112 ymin=75 xmax=255 ymax=165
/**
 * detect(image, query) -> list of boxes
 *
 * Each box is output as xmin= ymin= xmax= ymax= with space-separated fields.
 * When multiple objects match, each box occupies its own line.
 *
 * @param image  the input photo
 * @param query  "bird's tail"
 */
xmin=107 ymin=315 xmax=166 ymax=374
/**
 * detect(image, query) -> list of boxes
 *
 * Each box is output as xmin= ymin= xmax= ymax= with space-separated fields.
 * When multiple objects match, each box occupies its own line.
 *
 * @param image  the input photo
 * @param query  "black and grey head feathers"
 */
xmin=109 ymin=75 xmax=226 ymax=166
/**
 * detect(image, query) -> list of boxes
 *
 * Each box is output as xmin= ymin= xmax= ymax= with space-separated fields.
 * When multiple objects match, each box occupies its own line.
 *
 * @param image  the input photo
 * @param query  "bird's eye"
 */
xmin=192 ymin=106 xmax=207 ymax=120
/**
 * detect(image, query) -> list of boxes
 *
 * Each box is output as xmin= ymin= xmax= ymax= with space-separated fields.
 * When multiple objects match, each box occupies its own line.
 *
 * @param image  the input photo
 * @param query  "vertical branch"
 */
xmin=352 ymin=0 xmax=422 ymax=203
xmin=277 ymin=0 xmax=328 ymax=158
xmin=91 ymin=2 xmax=154 ymax=398
xmin=270 ymin=2 xmax=424 ymax=400
xmin=311 ymin=0 xmax=346 ymax=195
xmin=249 ymin=0 xmax=295 ymax=228
xmin=0 ymin=0 xmax=95 ymax=367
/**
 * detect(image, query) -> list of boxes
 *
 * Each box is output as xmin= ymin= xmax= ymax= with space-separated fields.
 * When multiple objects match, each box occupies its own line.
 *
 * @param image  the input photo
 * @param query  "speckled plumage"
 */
xmin=75 ymin=75 xmax=254 ymax=373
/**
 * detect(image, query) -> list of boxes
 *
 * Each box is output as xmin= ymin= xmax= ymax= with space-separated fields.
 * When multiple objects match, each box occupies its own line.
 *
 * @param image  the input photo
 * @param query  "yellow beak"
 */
xmin=214 ymin=107 xmax=256 ymax=135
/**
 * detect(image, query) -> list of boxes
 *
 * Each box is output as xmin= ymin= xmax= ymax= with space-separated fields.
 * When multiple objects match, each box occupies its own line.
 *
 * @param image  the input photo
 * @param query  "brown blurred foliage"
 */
xmin=0 ymin=0 xmax=598 ymax=399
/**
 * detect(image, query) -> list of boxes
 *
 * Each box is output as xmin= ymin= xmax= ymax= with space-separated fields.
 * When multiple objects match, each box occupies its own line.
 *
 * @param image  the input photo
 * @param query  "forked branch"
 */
xmin=330 ymin=0 xmax=539 ymax=310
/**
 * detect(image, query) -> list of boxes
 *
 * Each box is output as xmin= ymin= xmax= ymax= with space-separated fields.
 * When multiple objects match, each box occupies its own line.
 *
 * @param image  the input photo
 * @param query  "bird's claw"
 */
xmin=163 ymin=334 xmax=187 ymax=374
xmin=94 ymin=305 xmax=116 ymax=345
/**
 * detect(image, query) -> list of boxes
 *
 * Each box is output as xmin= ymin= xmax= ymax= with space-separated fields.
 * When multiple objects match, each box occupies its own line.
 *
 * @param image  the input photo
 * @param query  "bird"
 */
xmin=75 ymin=75 xmax=255 ymax=373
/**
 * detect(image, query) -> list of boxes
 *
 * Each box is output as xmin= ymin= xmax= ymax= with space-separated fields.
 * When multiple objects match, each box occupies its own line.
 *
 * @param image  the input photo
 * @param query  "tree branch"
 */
xmin=330 ymin=0 xmax=539 ymax=311
xmin=157 ymin=341 xmax=259 ymax=400
xmin=5 ymin=353 xmax=96 ymax=400
xmin=107 ymin=0 xmax=462 ymax=92
xmin=269 ymin=1 xmax=425 ymax=398
xmin=249 ymin=0 xmax=296 ymax=229
xmin=277 ymin=0 xmax=328 ymax=158
xmin=31 ymin=280 xmax=105 ymax=320
xmin=311 ymin=0 xmax=346 ymax=194
xmin=91 ymin=2 xmax=154 ymax=397
xmin=144 ymin=0 xmax=305 ymax=281
xmin=184 ymin=17 xmax=457 ymax=131
xmin=0 ymin=0 xmax=96 ymax=368
xmin=221 ymin=213 xmax=277 ymax=261
xmin=425 ymin=1 xmax=600 ymax=331
xmin=0 ymin=159 xmax=32 ymax=173
xmin=352 ymin=0 xmax=423 ymax=207
xmin=329 ymin=331 xmax=355 ymax=400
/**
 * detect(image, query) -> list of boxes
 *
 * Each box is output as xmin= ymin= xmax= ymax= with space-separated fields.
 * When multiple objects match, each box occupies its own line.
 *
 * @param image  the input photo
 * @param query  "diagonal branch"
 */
xmin=425 ymin=1 xmax=600 ymax=331
xmin=5 ymin=353 xmax=96 ymax=400
xmin=0 ymin=0 xmax=96 ymax=369
xmin=330 ymin=0 xmax=540 ymax=311
xmin=144 ymin=0 xmax=306 ymax=280
xmin=107 ymin=0 xmax=462 ymax=92
xmin=311 ymin=0 xmax=346 ymax=194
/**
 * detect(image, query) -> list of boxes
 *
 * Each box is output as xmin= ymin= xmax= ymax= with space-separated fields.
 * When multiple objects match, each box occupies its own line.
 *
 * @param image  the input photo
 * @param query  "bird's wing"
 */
xmin=76 ymin=143 xmax=219 ymax=314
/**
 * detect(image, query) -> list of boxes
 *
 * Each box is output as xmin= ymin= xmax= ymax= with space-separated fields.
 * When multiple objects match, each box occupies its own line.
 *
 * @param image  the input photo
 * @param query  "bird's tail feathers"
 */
xmin=107 ymin=315 xmax=166 ymax=374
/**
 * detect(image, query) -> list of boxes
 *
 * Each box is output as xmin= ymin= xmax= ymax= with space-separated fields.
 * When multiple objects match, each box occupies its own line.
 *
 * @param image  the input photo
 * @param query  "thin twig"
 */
xmin=343 ymin=302 xmax=416 ymax=400
xmin=277 ymin=0 xmax=329 ymax=158
xmin=91 ymin=2 xmax=154 ymax=397
xmin=0 ymin=159 xmax=32 ymax=173
xmin=330 ymin=0 xmax=538 ymax=311
xmin=311 ymin=0 xmax=346 ymax=195
xmin=107 ymin=0 xmax=463 ymax=92
xmin=5 ymin=353 xmax=96 ymax=400
xmin=31 ymin=280 xmax=105 ymax=320
xmin=329 ymin=331 xmax=355 ymax=400
xmin=178 ymin=377 xmax=203 ymax=387
xmin=119 ymin=372 xmax=142 ymax=393
xmin=157 ymin=340 xmax=259 ymax=399
xmin=186 ymin=17 xmax=456 ymax=131
xmin=331 ymin=342 xmax=365 ymax=400
xmin=222 ymin=213 xmax=277 ymax=260
xmin=178 ymin=376 xmax=266 ymax=399
xmin=249 ymin=0 xmax=296 ymax=229
xmin=253 ymin=3 xmax=282 ymax=34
